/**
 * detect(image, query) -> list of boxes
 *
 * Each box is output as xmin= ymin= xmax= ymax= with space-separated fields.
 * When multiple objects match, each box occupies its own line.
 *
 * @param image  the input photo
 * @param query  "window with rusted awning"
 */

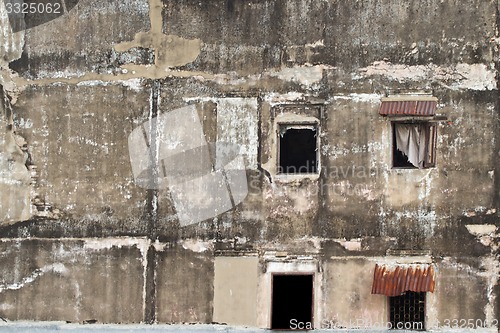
xmin=371 ymin=264 xmax=436 ymax=297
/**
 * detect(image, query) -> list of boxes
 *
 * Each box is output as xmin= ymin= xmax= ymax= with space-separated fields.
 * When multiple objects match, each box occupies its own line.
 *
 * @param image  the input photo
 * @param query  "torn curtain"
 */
xmin=395 ymin=124 xmax=427 ymax=168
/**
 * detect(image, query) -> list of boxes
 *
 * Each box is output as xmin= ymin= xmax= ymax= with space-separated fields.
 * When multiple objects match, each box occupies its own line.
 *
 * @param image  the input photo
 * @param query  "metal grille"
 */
xmin=390 ymin=292 xmax=425 ymax=330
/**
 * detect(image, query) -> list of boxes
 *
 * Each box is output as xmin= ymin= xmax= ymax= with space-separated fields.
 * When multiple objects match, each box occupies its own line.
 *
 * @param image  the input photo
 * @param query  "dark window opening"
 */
xmin=392 ymin=122 xmax=437 ymax=169
xmin=390 ymin=291 xmax=425 ymax=330
xmin=271 ymin=274 xmax=313 ymax=330
xmin=279 ymin=126 xmax=318 ymax=174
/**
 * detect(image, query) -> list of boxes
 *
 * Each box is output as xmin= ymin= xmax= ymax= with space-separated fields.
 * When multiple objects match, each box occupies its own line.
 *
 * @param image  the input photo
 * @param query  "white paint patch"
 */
xmin=40 ymin=69 xmax=86 ymax=80
xmin=453 ymin=63 xmax=497 ymax=91
xmin=465 ymin=224 xmax=497 ymax=237
xmin=358 ymin=61 xmax=497 ymax=91
xmin=268 ymin=65 xmax=330 ymax=86
xmin=332 ymin=93 xmax=383 ymax=103
xmin=480 ymin=256 xmax=500 ymax=325
xmin=83 ymin=237 xmax=150 ymax=258
xmin=0 ymin=303 xmax=13 ymax=310
xmin=119 ymin=78 xmax=144 ymax=91
xmin=181 ymin=239 xmax=212 ymax=253
xmin=152 ymin=240 xmax=167 ymax=252
xmin=76 ymin=78 xmax=144 ymax=91
xmin=14 ymin=117 xmax=33 ymax=129
xmin=305 ymin=39 xmax=325 ymax=48
xmin=357 ymin=61 xmax=428 ymax=82
xmin=337 ymin=239 xmax=362 ymax=251
xmin=0 ymin=263 xmax=68 ymax=293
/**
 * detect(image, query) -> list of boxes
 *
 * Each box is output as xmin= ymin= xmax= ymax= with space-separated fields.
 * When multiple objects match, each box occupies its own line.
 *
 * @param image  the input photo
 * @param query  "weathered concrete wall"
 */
xmin=0 ymin=87 xmax=31 ymax=224
xmin=0 ymin=0 xmax=497 ymax=328
xmin=10 ymin=83 xmax=151 ymax=235
xmin=0 ymin=238 xmax=145 ymax=322
xmin=156 ymin=243 xmax=214 ymax=323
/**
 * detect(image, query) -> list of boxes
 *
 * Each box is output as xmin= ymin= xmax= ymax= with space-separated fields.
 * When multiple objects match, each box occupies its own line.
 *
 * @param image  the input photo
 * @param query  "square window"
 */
xmin=392 ymin=122 xmax=437 ymax=169
xmin=278 ymin=124 xmax=318 ymax=174
xmin=389 ymin=291 xmax=425 ymax=330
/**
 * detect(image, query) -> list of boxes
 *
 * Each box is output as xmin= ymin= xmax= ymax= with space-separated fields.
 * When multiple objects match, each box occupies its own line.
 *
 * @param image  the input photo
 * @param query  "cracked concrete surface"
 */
xmin=0 ymin=0 xmax=498 ymax=328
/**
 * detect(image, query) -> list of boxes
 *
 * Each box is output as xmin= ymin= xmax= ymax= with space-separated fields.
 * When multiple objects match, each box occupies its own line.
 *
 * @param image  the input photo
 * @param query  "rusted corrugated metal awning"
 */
xmin=379 ymin=97 xmax=437 ymax=116
xmin=371 ymin=264 xmax=435 ymax=296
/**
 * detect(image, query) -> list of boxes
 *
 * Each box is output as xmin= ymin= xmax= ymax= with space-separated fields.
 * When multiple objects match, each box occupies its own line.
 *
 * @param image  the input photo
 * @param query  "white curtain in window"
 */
xmin=395 ymin=124 xmax=427 ymax=168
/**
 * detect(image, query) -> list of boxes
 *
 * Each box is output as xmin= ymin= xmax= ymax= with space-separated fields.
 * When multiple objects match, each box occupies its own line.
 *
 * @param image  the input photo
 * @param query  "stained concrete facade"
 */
xmin=0 ymin=0 xmax=499 ymax=329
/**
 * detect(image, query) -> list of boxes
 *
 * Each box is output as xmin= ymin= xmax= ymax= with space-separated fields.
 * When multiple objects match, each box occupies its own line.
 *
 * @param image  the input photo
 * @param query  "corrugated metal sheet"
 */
xmin=371 ymin=264 xmax=435 ymax=296
xmin=379 ymin=99 xmax=437 ymax=116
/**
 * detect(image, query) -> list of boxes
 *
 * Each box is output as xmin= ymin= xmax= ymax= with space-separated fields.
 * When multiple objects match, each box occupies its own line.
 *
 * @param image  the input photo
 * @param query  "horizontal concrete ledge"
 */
xmin=1 ymin=323 xmax=261 ymax=333
xmin=0 ymin=322 xmax=498 ymax=333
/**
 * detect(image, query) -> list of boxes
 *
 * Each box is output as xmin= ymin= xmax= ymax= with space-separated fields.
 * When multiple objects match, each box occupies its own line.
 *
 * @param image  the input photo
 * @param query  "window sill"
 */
xmin=391 ymin=167 xmax=436 ymax=171
xmin=275 ymin=173 xmax=320 ymax=182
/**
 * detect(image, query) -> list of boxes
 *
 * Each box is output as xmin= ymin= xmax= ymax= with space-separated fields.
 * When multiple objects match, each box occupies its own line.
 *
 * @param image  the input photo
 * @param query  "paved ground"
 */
xmin=0 ymin=322 xmax=497 ymax=333
xmin=0 ymin=322 xmax=260 ymax=333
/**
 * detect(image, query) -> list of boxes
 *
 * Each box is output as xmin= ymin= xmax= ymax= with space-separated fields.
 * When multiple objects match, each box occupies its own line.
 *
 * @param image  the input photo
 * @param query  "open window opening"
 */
xmin=392 ymin=122 xmax=437 ymax=169
xmin=278 ymin=124 xmax=318 ymax=174
xmin=389 ymin=291 xmax=425 ymax=330
xmin=271 ymin=274 xmax=314 ymax=330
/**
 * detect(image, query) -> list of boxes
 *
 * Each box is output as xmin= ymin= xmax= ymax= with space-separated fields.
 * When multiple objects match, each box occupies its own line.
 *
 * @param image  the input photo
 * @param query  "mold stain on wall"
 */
xmin=0 ymin=0 xmax=498 ymax=329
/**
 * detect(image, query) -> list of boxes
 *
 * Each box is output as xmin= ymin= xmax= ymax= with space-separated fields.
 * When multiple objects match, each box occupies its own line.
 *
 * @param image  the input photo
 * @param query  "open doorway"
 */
xmin=271 ymin=274 xmax=314 ymax=330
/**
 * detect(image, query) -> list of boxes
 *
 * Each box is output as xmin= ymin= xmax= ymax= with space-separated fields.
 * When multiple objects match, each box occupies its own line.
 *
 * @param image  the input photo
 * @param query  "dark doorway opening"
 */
xmin=279 ymin=126 xmax=317 ymax=174
xmin=389 ymin=291 xmax=425 ymax=330
xmin=271 ymin=274 xmax=313 ymax=330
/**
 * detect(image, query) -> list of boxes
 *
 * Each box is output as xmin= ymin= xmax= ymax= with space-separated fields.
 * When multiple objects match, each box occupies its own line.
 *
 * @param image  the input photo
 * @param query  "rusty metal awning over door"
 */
xmin=371 ymin=264 xmax=435 ymax=296
xmin=379 ymin=96 xmax=438 ymax=116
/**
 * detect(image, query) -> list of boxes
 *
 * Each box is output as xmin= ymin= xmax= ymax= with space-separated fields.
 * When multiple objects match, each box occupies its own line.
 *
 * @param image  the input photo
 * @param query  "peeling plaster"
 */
xmin=0 ymin=0 xmax=24 ymax=66
xmin=358 ymin=61 xmax=497 ymax=91
xmin=181 ymin=239 xmax=212 ymax=253
xmin=83 ymin=237 xmax=150 ymax=256
xmin=336 ymin=239 xmax=362 ymax=251
xmin=114 ymin=0 xmax=201 ymax=73
xmin=76 ymin=78 xmax=144 ymax=92
xmin=0 ymin=0 xmax=497 ymax=325
xmin=466 ymin=224 xmax=498 ymax=237
xmin=0 ymin=88 xmax=31 ymax=225
xmin=332 ymin=93 xmax=383 ymax=104
xmin=267 ymin=64 xmax=331 ymax=87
